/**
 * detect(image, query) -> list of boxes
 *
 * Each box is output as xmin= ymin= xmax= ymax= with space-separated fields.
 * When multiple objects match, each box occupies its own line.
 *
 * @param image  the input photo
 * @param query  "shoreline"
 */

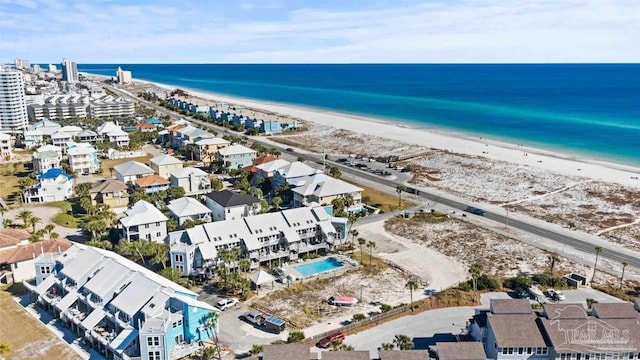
xmin=85 ymin=72 xmax=640 ymax=187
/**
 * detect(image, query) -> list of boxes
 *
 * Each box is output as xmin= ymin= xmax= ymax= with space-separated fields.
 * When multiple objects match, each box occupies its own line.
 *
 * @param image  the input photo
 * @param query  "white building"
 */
xmin=169 ymin=206 xmax=341 ymax=275
xmin=0 ymin=232 xmax=71 ymax=284
xmin=203 ymin=190 xmax=260 ymax=222
xmin=119 ymin=200 xmax=168 ymax=242
xmin=167 ymin=197 xmax=212 ymax=226
xmin=169 ymin=167 xmax=211 ymax=196
xmin=61 ymin=58 xmax=78 ymax=83
xmin=23 ymin=168 xmax=74 ymax=204
xmin=27 ymin=95 xmax=134 ymax=122
xmin=67 ymin=143 xmax=100 ymax=174
xmin=114 ymin=161 xmax=154 ymax=183
xmin=149 ymin=154 xmax=183 ymax=179
xmin=51 ymin=131 xmax=73 ymax=151
xmin=216 ymin=145 xmax=256 ymax=170
xmin=0 ymin=66 xmax=28 ymax=132
xmin=88 ymin=96 xmax=135 ymax=119
xmin=23 ymin=129 xmax=44 ymax=149
xmin=29 ymin=118 xmax=61 ymax=136
xmin=0 ymin=132 xmax=12 ymax=159
xmin=291 ymin=174 xmax=364 ymax=214
xmin=32 ymin=148 xmax=62 ymax=173
xmin=115 ymin=67 xmax=132 ymax=84
xmin=97 ymin=121 xmax=130 ymax=148
xmin=273 ymin=161 xmax=322 ymax=188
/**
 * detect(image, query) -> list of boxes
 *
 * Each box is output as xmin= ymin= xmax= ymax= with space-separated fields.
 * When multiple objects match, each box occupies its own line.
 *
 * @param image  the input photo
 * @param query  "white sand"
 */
xmin=117 ymin=77 xmax=640 ymax=188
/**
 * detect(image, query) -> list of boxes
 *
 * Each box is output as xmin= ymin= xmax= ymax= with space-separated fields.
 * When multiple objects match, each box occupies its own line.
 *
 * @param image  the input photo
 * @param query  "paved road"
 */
xmin=108 ymin=86 xmax=640 ymax=270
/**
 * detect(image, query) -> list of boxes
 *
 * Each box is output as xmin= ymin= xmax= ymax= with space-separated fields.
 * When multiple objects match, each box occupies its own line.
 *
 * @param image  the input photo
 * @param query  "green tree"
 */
xmin=159 ymin=267 xmax=192 ymax=288
xmin=43 ymin=224 xmax=57 ymax=239
xmin=117 ymin=240 xmax=147 ymax=265
xmin=378 ymin=343 xmax=395 ymax=351
xmin=29 ymin=229 xmax=45 ymax=242
xmin=0 ymin=342 xmax=11 ymax=355
xmin=396 ymin=185 xmax=406 ymax=207
xmin=130 ymin=189 xmax=152 ymax=204
xmin=548 ymin=253 xmax=560 ymax=275
xmin=406 ymin=279 xmax=419 ymax=310
xmin=287 ymin=330 xmax=305 ymax=343
xmin=204 ymin=311 xmax=222 ymax=360
xmin=147 ymin=242 xmax=169 ymax=269
xmin=272 ymin=196 xmax=283 ymax=210
xmin=15 ymin=209 xmax=33 ymax=228
xmin=28 ymin=216 xmax=42 ymax=233
xmin=366 ymin=240 xmax=376 ymax=266
xmin=210 ymin=177 xmax=224 ymax=191
xmin=166 ymin=186 xmax=185 ymax=201
xmin=591 ymin=246 xmax=603 ymax=285
xmin=469 ymin=263 xmax=483 ymax=298
xmin=352 ymin=313 xmax=366 ymax=322
xmin=358 ymin=237 xmax=366 ymax=263
xmin=86 ymin=239 xmax=113 ymax=250
xmin=81 ymin=219 xmax=107 ymax=240
xmin=393 ymin=334 xmax=414 ymax=350
xmin=181 ymin=219 xmax=197 ymax=229
xmin=74 ymin=182 xmax=92 ymax=198
xmin=250 ymin=344 xmax=264 ymax=355
xmin=328 ymin=166 xmax=342 ymax=179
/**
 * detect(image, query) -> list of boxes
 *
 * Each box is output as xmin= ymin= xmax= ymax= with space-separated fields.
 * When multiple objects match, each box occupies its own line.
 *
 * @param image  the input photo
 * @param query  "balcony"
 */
xmin=170 ymin=341 xmax=203 ymax=360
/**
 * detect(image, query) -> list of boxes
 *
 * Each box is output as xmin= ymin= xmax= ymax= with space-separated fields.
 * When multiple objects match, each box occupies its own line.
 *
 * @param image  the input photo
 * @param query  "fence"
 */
xmin=305 ymin=304 xmax=410 ymax=344
xmin=105 ymin=149 xmax=147 ymax=160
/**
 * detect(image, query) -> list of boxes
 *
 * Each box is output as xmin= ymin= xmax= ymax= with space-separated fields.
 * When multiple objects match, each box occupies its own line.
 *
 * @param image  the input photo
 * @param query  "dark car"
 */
xmin=465 ymin=206 xmax=486 ymax=216
xmin=286 ymin=147 xmax=294 ymax=152
xmin=317 ymin=332 xmax=345 ymax=348
xmin=514 ymin=287 xmax=529 ymax=298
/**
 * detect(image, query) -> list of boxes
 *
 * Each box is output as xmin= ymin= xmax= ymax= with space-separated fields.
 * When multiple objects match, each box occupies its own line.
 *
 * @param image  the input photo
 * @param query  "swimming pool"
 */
xmin=294 ymin=258 xmax=344 ymax=277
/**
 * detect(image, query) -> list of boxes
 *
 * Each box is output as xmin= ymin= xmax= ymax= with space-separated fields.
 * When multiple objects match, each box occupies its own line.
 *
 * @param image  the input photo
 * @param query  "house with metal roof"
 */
xmin=29 ymin=118 xmax=61 ymax=136
xmin=167 ymin=197 xmax=212 ymax=226
xmin=202 ymin=190 xmax=260 ymax=222
xmin=169 ymin=167 xmax=211 ymax=196
xmin=67 ymin=142 xmax=100 ymax=174
xmin=114 ymin=161 xmax=154 ymax=183
xmin=150 ymin=154 xmax=183 ymax=179
xmin=273 ymin=161 xmax=322 ymax=188
xmin=75 ymin=129 xmax=98 ymax=144
xmin=119 ymin=200 xmax=168 ymax=242
xmin=23 ymin=244 xmax=217 ymax=360
xmin=216 ymin=144 xmax=257 ymax=170
xmin=291 ymin=173 xmax=364 ymax=214
xmin=193 ymin=137 xmax=230 ymax=165
xmin=90 ymin=179 xmax=129 ymax=208
xmin=23 ymin=129 xmax=44 ymax=149
xmin=32 ymin=148 xmax=62 ymax=173
xmin=168 ymin=206 xmax=341 ymax=275
xmin=23 ymin=168 xmax=74 ymax=204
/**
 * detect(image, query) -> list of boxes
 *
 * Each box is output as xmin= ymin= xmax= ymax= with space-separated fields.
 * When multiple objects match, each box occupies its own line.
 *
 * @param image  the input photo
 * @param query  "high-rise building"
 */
xmin=61 ymin=58 xmax=78 ymax=83
xmin=48 ymin=64 xmax=57 ymax=72
xmin=0 ymin=66 xmax=28 ymax=132
xmin=115 ymin=66 xmax=132 ymax=84
xmin=32 ymin=64 xmax=41 ymax=73
xmin=14 ymin=58 xmax=30 ymax=69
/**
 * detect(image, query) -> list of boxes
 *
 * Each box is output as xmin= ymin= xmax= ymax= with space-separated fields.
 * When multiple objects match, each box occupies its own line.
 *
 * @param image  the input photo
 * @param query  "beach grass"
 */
xmin=0 ymin=162 xmax=29 ymax=199
xmin=100 ymin=154 xmax=152 ymax=176
xmin=0 ymin=284 xmax=83 ymax=360
xmin=357 ymin=184 xmax=414 ymax=213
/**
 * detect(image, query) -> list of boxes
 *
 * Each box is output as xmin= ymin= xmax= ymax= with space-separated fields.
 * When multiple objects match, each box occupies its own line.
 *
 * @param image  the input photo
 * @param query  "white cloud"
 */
xmin=1 ymin=0 xmax=638 ymax=63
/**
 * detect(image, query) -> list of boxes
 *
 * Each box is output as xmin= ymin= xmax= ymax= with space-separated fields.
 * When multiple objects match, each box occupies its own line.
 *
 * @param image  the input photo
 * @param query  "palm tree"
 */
xmin=29 ymin=229 xmax=45 ymax=242
xmin=406 ymin=279 xmax=419 ymax=311
xmin=358 ymin=237 xmax=366 ymax=263
xmin=620 ymin=261 xmax=628 ymax=288
xmin=396 ymin=185 xmax=406 ymax=207
xmin=43 ymin=224 xmax=57 ymax=239
xmin=15 ymin=209 xmax=33 ymax=228
xmin=393 ymin=334 xmax=414 ymax=350
xmin=272 ymin=196 xmax=283 ymax=211
xmin=469 ymin=263 xmax=482 ymax=298
xmin=366 ymin=241 xmax=376 ymax=266
xmin=238 ymin=258 xmax=251 ymax=278
xmin=28 ymin=216 xmax=42 ymax=233
xmin=378 ymin=343 xmax=395 ymax=351
xmin=204 ymin=311 xmax=222 ymax=360
xmin=591 ymin=246 xmax=603 ymax=285
xmin=548 ymin=254 xmax=560 ymax=275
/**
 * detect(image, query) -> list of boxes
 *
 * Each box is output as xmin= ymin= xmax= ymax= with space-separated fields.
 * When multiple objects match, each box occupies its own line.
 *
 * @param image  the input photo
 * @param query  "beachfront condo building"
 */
xmin=23 ymin=244 xmax=218 ymax=360
xmin=61 ymin=58 xmax=78 ymax=83
xmin=168 ymin=206 xmax=342 ymax=276
xmin=0 ymin=66 xmax=28 ymax=132
xmin=27 ymin=95 xmax=135 ymax=122
xmin=116 ymin=66 xmax=132 ymax=84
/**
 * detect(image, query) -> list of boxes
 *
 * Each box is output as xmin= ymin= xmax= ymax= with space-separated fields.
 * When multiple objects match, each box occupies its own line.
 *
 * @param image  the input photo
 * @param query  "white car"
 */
xmin=547 ymin=289 xmax=565 ymax=301
xmin=216 ymin=297 xmax=239 ymax=311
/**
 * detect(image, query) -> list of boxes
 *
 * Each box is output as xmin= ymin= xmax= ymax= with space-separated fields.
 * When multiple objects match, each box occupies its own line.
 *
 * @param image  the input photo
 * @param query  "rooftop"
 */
xmin=0 ymin=228 xmax=30 ymax=249
xmin=204 ymin=190 xmax=259 ymax=207
xmin=541 ymin=317 xmax=640 ymax=353
xmin=168 ymin=197 xmax=211 ymax=217
xmin=120 ymin=200 xmax=167 ymax=227
xmin=90 ymin=179 xmax=128 ymax=194
xmin=490 ymin=299 xmax=533 ymax=314
xmin=170 ymin=166 xmax=207 ymax=178
xmin=195 ymin=137 xmax=230 ymax=146
xmin=378 ymin=350 xmax=429 ymax=360
xmin=217 ymin=144 xmax=256 ymax=156
xmin=276 ymin=161 xmax=320 ymax=179
xmin=150 ymin=154 xmax=183 ymax=167
xmin=435 ymin=342 xmax=487 ymax=360
xmin=114 ymin=161 xmax=154 ymax=177
xmin=135 ymin=175 xmax=170 ymax=187
xmin=591 ymin=303 xmax=639 ymax=319
xmin=487 ymin=313 xmax=547 ymax=348
xmin=262 ymin=344 xmax=309 ymax=360
xmin=39 ymin=168 xmax=72 ymax=181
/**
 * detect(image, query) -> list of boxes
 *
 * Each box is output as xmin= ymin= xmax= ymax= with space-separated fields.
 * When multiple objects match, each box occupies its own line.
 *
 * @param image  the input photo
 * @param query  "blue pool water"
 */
xmin=294 ymin=258 xmax=344 ymax=277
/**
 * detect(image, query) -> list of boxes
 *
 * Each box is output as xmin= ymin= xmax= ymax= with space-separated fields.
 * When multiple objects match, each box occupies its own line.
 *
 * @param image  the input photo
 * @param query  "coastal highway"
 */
xmin=107 ymin=85 xmax=640 ymax=270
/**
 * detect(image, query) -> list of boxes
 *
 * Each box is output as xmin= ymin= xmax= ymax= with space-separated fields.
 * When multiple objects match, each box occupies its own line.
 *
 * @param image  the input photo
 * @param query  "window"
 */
xmin=507 ymin=348 xmax=514 ymax=355
xmin=518 ymin=348 xmax=524 ymax=355
xmin=502 ymin=348 xmax=508 ymax=355
xmin=40 ymin=266 xmax=51 ymax=274
xmin=148 ymin=351 xmax=161 ymax=360
xmin=175 ymin=334 xmax=184 ymax=344
xmin=175 ymin=254 xmax=183 ymax=262
xmin=147 ymin=337 xmax=153 ymax=346
xmin=156 ymin=222 xmax=160 ymax=226
xmin=153 ymin=337 xmax=159 ymax=346
xmin=156 ymin=232 xmax=162 ymax=237
xmin=527 ymin=348 xmax=533 ymax=354
xmin=177 ymin=265 xmax=184 ymax=272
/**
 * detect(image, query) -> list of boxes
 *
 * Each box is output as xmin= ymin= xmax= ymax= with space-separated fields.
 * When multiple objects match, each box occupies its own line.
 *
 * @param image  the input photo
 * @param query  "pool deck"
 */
xmin=281 ymin=255 xmax=359 ymax=281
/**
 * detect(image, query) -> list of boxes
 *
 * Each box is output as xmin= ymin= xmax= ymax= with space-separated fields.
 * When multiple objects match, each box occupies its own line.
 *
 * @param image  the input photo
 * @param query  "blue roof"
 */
xmin=264 ymin=316 xmax=285 ymax=326
xmin=39 ymin=168 xmax=72 ymax=180
xmin=145 ymin=117 xmax=163 ymax=124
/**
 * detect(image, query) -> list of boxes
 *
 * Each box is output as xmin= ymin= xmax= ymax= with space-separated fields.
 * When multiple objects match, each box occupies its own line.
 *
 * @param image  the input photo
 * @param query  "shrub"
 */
xmin=287 ymin=330 xmax=305 ymax=343
xmin=533 ymin=273 xmax=566 ymax=287
xmin=380 ymin=304 xmax=393 ymax=312
xmin=352 ymin=313 xmax=366 ymax=322
xmin=504 ymin=275 xmax=533 ymax=290
xmin=476 ymin=275 xmax=500 ymax=291
xmin=458 ymin=281 xmax=472 ymax=291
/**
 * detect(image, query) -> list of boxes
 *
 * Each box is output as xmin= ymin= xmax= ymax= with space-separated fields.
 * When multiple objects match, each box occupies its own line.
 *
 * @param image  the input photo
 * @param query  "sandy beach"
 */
xmin=122 ymin=77 xmax=640 ymax=188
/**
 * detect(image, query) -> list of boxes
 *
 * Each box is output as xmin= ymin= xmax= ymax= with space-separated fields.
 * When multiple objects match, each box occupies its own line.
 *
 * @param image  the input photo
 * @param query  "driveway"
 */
xmin=4 ymin=204 xmax=84 ymax=240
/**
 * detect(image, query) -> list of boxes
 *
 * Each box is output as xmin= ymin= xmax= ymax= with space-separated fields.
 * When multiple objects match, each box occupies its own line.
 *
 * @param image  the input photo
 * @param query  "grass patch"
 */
xmin=357 ymin=184 xmax=414 ymax=213
xmin=53 ymin=213 xmax=81 ymax=228
xmin=0 ymin=162 xmax=30 ymax=199
xmin=0 ymin=286 xmax=83 ymax=360
xmin=101 ymin=154 xmax=152 ymax=176
xmin=45 ymin=201 xmax=73 ymax=212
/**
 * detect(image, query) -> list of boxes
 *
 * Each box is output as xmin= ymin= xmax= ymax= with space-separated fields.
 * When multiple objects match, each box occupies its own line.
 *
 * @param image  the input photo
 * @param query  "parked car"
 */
xmin=547 ymin=289 xmax=565 ymax=301
xmin=241 ymin=311 xmax=265 ymax=326
xmin=514 ymin=287 xmax=529 ymax=299
xmin=216 ymin=297 xmax=239 ymax=311
xmin=317 ymin=332 xmax=346 ymax=348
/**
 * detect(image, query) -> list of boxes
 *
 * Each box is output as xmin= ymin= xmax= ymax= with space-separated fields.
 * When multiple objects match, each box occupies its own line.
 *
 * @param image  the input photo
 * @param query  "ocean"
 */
xmin=78 ymin=64 xmax=640 ymax=167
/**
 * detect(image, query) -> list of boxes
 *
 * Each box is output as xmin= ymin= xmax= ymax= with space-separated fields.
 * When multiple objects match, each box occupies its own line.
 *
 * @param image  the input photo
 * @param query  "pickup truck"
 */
xmin=241 ymin=311 xmax=265 ymax=326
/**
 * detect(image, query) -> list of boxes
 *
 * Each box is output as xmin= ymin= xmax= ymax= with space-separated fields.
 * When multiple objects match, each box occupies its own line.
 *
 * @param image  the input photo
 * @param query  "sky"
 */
xmin=1 ymin=0 xmax=638 ymax=64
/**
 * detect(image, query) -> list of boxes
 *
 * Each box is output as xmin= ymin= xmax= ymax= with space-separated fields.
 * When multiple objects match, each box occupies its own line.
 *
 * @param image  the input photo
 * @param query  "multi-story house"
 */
xmin=203 ymin=190 xmax=260 ymax=222
xmin=0 ymin=132 xmax=12 ymax=159
xmin=23 ymin=168 xmax=74 ymax=203
xmin=75 ymin=129 xmax=98 ymax=145
xmin=51 ymin=131 xmax=73 ymax=151
xmin=97 ymin=121 xmax=130 ymax=148
xmin=114 ymin=161 xmax=154 ymax=183
xmin=67 ymin=142 xmax=100 ymax=174
xmin=23 ymin=244 xmax=217 ymax=360
xmin=89 ymin=179 xmax=129 ymax=209
xmin=216 ymin=144 xmax=256 ymax=170
xmin=33 ymin=148 xmax=62 ymax=173
xmin=168 ymin=206 xmax=342 ymax=275
xmin=193 ymin=138 xmax=230 ymax=165
xmin=260 ymin=120 xmax=282 ymax=135
xmin=167 ymin=197 xmax=212 ymax=226
xmin=273 ymin=161 xmax=322 ymax=189
xmin=292 ymin=174 xmax=364 ymax=214
xmin=29 ymin=118 xmax=61 ymax=136
xmin=119 ymin=200 xmax=168 ymax=242
xmin=253 ymin=159 xmax=290 ymax=184
xmin=135 ymin=175 xmax=171 ymax=194
xmin=23 ymin=129 xmax=43 ymax=149
xmin=150 ymin=154 xmax=183 ymax=179
xmin=169 ymin=167 xmax=211 ymax=196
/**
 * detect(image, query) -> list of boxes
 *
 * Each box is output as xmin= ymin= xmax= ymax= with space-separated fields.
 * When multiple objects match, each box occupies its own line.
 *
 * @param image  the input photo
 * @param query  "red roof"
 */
xmin=0 ymin=238 xmax=71 ymax=264
xmin=137 ymin=122 xmax=156 ymax=129
xmin=254 ymin=155 xmax=277 ymax=165
xmin=0 ymin=229 xmax=30 ymax=249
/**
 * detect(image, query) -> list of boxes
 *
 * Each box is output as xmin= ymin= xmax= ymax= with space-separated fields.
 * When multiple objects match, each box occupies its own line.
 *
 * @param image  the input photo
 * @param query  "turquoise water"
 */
xmin=78 ymin=64 xmax=640 ymax=167
xmin=294 ymin=258 xmax=344 ymax=277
